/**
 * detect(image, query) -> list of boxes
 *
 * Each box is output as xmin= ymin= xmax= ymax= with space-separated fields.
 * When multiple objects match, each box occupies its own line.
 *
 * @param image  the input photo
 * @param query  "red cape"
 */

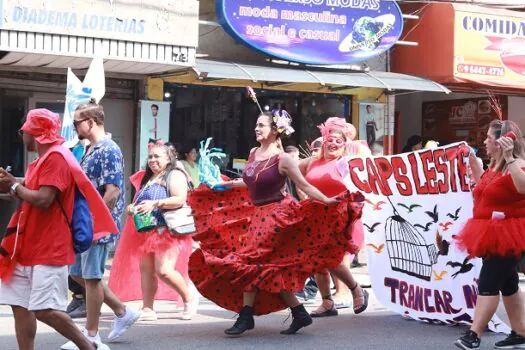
xmin=0 ymin=145 xmax=117 ymax=281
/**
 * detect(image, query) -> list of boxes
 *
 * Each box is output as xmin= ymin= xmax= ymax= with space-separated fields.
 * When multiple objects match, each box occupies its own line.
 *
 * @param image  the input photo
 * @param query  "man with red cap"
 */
xmin=0 ymin=108 xmax=117 ymax=350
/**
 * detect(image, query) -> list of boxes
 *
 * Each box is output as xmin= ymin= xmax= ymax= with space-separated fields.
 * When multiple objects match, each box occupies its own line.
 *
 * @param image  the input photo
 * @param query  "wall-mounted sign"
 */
xmin=0 ymin=0 xmax=198 ymax=48
xmin=216 ymin=0 xmax=404 ymax=65
xmin=454 ymin=10 xmax=525 ymax=86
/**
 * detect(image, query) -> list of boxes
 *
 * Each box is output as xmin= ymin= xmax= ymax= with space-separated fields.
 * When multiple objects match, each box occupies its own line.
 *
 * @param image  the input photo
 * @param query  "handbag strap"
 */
xmin=165 ymin=168 xmax=194 ymax=197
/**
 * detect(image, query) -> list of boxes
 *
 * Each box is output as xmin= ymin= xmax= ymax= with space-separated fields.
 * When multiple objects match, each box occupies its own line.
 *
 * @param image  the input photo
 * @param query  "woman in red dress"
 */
xmin=188 ymin=110 xmax=365 ymax=336
xmin=455 ymin=120 xmax=525 ymax=349
xmin=299 ymin=117 xmax=369 ymax=317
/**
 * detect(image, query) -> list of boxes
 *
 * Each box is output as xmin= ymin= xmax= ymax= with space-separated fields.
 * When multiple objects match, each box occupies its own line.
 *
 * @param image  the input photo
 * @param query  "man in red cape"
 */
xmin=0 ymin=108 xmax=116 ymax=350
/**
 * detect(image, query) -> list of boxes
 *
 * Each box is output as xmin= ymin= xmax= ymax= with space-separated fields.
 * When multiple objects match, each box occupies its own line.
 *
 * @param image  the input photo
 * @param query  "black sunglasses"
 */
xmin=73 ymin=118 xmax=91 ymax=128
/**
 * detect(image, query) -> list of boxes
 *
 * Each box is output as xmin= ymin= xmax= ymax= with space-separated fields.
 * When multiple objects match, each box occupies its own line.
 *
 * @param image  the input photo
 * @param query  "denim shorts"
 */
xmin=69 ymin=243 xmax=109 ymax=280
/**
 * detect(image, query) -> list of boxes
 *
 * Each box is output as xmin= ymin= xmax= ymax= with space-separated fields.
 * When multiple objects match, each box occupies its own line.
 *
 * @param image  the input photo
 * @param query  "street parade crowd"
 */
xmin=1 ymin=94 xmax=525 ymax=350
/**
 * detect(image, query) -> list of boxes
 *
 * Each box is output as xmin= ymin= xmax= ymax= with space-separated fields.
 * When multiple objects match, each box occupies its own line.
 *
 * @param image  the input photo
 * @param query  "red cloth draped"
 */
xmin=0 ymin=145 xmax=116 ymax=281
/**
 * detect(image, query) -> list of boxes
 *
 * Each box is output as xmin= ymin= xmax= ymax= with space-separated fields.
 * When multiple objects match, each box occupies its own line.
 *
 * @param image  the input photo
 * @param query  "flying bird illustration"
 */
xmin=397 ymin=203 xmax=422 ymax=213
xmin=439 ymin=221 xmax=453 ymax=231
xmin=432 ymin=269 xmax=447 ymax=281
xmin=436 ymin=230 xmax=450 ymax=256
xmin=363 ymin=222 xmax=381 ymax=233
xmin=447 ymin=207 xmax=462 ymax=221
xmin=366 ymin=243 xmax=385 ymax=254
xmin=365 ymin=199 xmax=386 ymax=211
xmin=447 ymin=257 xmax=474 ymax=279
xmin=414 ymin=222 xmax=433 ymax=232
xmin=425 ymin=204 xmax=439 ymax=223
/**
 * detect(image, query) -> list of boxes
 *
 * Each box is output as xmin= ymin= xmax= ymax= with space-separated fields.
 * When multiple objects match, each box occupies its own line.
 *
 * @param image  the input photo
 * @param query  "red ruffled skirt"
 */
xmin=187 ymin=187 xmax=364 ymax=315
xmin=456 ymin=217 xmax=525 ymax=258
xmin=108 ymin=217 xmax=193 ymax=303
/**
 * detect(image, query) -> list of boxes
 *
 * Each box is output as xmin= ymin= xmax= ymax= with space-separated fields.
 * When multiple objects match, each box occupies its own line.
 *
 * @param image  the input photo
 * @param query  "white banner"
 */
xmin=61 ymin=57 xmax=106 ymax=144
xmin=338 ymin=142 xmax=508 ymax=332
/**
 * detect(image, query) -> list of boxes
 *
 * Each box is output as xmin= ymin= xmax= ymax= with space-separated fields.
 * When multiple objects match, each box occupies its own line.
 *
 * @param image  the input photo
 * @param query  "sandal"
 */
xmin=310 ymin=297 xmax=338 ymax=318
xmin=351 ymin=284 xmax=369 ymax=315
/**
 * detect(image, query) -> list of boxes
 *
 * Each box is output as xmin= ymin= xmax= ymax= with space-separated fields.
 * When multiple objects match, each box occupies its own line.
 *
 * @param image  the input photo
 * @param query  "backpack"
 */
xmin=57 ymin=187 xmax=94 ymax=253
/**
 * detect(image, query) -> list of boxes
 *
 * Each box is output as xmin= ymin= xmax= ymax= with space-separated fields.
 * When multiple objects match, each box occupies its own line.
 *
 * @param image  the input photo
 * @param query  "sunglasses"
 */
xmin=73 ymin=118 xmax=91 ymax=128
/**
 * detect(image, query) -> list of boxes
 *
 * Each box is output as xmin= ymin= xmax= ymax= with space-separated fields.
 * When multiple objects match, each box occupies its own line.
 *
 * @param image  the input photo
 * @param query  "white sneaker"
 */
xmin=61 ymin=328 xmax=101 ymax=350
xmin=181 ymin=299 xmax=199 ymax=320
xmin=107 ymin=306 xmax=140 ymax=342
xmin=138 ymin=308 xmax=158 ymax=322
xmin=94 ymin=340 xmax=110 ymax=350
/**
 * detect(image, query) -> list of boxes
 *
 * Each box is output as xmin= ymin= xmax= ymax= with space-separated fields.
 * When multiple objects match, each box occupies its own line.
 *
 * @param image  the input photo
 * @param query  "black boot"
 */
xmin=280 ymin=304 xmax=313 ymax=335
xmin=224 ymin=306 xmax=255 ymax=336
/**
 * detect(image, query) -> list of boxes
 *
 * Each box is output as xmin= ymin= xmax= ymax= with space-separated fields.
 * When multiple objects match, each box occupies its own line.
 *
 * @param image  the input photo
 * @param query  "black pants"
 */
xmin=478 ymin=256 xmax=520 ymax=297
xmin=366 ymin=125 xmax=376 ymax=146
xmin=69 ymin=276 xmax=85 ymax=297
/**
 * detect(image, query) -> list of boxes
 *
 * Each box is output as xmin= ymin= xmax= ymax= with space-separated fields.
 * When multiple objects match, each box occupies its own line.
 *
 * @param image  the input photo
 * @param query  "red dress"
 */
xmin=305 ymin=158 xmax=365 ymax=252
xmin=188 ymin=151 xmax=364 ymax=315
xmin=457 ymin=168 xmax=525 ymax=257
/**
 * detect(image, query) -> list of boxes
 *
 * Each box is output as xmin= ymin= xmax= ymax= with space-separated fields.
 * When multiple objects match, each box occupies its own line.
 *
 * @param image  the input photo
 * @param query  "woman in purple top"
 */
xmin=188 ymin=110 xmax=365 ymax=337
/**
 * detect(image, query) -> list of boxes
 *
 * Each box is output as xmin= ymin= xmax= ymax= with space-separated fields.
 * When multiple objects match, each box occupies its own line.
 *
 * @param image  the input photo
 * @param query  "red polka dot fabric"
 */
xmin=188 ymin=187 xmax=364 ymax=315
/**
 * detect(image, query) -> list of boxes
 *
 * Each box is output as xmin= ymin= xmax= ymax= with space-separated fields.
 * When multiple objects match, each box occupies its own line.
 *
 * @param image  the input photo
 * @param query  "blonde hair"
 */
xmin=489 ymin=120 xmax=525 ymax=173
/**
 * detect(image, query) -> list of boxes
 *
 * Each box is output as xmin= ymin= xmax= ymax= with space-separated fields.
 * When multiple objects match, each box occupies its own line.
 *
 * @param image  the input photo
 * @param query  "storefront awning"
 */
xmin=159 ymin=59 xmax=450 ymax=94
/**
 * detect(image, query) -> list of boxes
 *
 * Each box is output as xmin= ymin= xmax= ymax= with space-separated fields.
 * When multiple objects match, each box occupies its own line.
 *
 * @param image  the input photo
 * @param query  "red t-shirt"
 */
xmin=18 ymin=153 xmax=76 ymax=266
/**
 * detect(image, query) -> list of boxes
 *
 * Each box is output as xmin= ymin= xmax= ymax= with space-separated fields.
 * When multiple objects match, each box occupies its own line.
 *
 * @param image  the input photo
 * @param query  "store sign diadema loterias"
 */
xmin=216 ymin=0 xmax=404 ymax=65
xmin=0 ymin=0 xmax=198 ymax=49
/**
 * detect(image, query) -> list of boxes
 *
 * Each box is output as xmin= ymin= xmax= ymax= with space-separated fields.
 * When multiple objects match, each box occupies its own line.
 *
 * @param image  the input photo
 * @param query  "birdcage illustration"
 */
xmin=384 ymin=200 xmax=439 ymax=281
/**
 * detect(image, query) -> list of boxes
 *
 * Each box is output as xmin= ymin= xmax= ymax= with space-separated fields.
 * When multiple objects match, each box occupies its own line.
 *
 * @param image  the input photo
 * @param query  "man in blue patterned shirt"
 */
xmin=62 ymin=100 xmax=139 ymax=350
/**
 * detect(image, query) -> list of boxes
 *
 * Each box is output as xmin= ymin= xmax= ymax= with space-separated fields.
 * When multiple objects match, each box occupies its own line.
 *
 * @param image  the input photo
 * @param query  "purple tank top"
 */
xmin=242 ymin=150 xmax=286 ymax=206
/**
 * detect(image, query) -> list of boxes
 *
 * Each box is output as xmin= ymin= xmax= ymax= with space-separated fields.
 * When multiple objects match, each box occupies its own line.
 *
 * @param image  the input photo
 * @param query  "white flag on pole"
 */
xmin=61 ymin=57 xmax=105 ymax=146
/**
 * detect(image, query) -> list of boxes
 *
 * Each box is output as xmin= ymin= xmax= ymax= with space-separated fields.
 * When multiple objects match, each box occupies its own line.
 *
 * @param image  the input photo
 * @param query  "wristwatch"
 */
xmin=10 ymin=182 xmax=20 ymax=196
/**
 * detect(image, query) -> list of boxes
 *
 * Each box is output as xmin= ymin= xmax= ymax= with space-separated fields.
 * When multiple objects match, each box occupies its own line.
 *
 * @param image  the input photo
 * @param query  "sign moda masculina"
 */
xmin=216 ymin=0 xmax=403 ymax=65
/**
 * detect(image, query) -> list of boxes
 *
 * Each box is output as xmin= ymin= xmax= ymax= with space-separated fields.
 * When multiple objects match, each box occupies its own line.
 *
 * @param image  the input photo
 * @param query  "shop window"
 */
xmin=301 ymin=96 xmax=345 ymax=145
xmin=0 ymin=95 xmax=25 ymax=177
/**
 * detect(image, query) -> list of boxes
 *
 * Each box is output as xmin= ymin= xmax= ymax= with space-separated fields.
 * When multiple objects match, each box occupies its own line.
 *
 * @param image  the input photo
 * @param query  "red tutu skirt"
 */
xmin=188 ymin=187 xmax=364 ymax=315
xmin=456 ymin=217 xmax=525 ymax=258
xmin=108 ymin=217 xmax=193 ymax=303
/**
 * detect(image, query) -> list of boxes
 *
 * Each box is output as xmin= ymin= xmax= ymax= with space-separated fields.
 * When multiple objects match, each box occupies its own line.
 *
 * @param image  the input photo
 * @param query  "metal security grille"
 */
xmin=0 ymin=29 xmax=195 ymax=73
xmin=385 ymin=204 xmax=439 ymax=282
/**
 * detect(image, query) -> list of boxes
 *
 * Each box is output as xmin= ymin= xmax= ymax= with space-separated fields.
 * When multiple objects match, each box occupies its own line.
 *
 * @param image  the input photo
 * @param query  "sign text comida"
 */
xmin=217 ymin=0 xmax=403 ymax=65
xmin=338 ymin=142 xmax=508 ymax=331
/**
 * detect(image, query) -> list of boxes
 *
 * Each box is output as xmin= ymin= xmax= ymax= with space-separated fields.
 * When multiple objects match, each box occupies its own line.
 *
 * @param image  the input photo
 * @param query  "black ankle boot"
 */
xmin=280 ymin=304 xmax=313 ymax=335
xmin=224 ymin=306 xmax=255 ymax=336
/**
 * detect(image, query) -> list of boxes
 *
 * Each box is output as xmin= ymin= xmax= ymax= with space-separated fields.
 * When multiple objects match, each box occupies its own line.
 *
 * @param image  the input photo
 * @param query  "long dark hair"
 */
xmin=140 ymin=142 xmax=178 ymax=189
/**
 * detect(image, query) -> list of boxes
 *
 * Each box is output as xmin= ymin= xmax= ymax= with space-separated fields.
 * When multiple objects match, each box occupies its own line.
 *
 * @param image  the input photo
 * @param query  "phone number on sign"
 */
xmin=457 ymin=64 xmax=505 ymax=77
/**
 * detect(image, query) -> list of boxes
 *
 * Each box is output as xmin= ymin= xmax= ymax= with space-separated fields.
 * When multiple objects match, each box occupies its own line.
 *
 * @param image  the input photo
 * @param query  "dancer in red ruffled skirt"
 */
xmin=188 ymin=109 xmax=364 ymax=336
xmin=455 ymin=120 xmax=525 ymax=349
xmin=299 ymin=117 xmax=369 ymax=317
